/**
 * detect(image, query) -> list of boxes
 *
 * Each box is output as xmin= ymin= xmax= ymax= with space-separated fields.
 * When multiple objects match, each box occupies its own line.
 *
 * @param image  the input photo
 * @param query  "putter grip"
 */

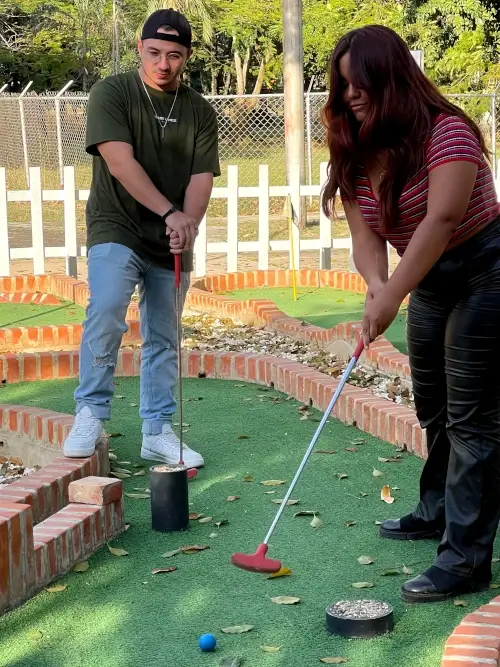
xmin=353 ymin=339 xmax=364 ymax=360
xmin=174 ymin=254 xmax=181 ymax=289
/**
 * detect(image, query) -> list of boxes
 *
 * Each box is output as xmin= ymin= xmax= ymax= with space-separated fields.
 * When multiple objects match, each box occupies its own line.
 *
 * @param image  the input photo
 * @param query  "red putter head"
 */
xmin=230 ymin=543 xmax=282 ymax=574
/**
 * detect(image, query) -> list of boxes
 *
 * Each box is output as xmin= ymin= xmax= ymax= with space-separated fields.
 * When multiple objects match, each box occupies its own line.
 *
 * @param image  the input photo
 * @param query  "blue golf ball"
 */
xmin=199 ymin=633 xmax=217 ymax=652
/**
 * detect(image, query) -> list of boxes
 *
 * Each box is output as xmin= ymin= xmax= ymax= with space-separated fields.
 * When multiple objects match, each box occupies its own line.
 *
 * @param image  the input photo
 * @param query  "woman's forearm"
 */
xmin=383 ymin=216 xmax=455 ymax=302
xmin=352 ymin=229 xmax=389 ymax=286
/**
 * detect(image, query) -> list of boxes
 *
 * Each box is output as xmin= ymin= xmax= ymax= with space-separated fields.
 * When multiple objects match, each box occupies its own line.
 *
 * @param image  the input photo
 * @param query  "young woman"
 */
xmin=322 ymin=24 xmax=500 ymax=603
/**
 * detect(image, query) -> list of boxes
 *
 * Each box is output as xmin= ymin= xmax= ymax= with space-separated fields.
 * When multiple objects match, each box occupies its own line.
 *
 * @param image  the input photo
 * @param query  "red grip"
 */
xmin=353 ymin=339 xmax=364 ymax=360
xmin=174 ymin=254 xmax=181 ymax=289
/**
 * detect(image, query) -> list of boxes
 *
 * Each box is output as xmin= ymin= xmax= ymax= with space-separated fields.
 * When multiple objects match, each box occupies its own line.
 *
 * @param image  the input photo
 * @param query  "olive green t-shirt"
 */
xmin=85 ymin=70 xmax=220 ymax=272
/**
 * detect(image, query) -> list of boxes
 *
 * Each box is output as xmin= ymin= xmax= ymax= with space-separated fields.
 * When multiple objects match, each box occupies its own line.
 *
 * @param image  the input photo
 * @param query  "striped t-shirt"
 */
xmin=355 ymin=113 xmax=499 ymax=254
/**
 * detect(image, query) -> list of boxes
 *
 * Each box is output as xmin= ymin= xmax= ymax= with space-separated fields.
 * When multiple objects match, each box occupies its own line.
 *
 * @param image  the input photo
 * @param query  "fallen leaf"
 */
xmin=115 ymin=395 xmax=125 ymax=399
xmin=220 ymin=625 xmax=254 ymax=634
xmin=227 ymin=495 xmax=240 ymax=502
xmin=336 ymin=473 xmax=348 ymax=480
xmin=357 ymin=556 xmax=374 ymax=565
xmin=108 ymin=452 xmax=118 ymax=461
xmin=310 ymin=515 xmax=323 ymax=528
xmin=215 ymin=520 xmax=229 ymax=528
xmin=267 ymin=567 xmax=292 ymax=579
xmin=219 ymin=658 xmax=243 ymax=667
xmin=108 ymin=433 xmax=123 ymax=438
xmin=72 ymin=561 xmax=89 ymax=573
xmin=344 ymin=447 xmax=358 ymax=453
xmin=189 ymin=513 xmax=204 ymax=520
xmin=264 ymin=491 xmax=276 ymax=494
xmin=209 ymin=532 xmax=218 ymax=538
xmin=261 ymin=646 xmax=281 ymax=653
xmin=111 ymin=467 xmax=133 ymax=475
xmin=372 ymin=468 xmax=384 ymax=477
xmin=117 ymin=461 xmax=131 ymax=465
xmin=320 ymin=659 xmax=348 ymax=664
xmin=381 ymin=485 xmax=395 ymax=504
xmin=490 ymin=584 xmax=500 ymax=589
xmin=133 ymin=470 xmax=146 ymax=477
xmin=45 ymin=584 xmax=67 ymax=593
xmin=29 ymin=630 xmax=43 ymax=640
xmin=294 ymin=511 xmax=319 ymax=517
xmin=272 ymin=499 xmax=300 ymax=505
xmin=132 ymin=487 xmax=150 ymax=493
xmin=152 ymin=567 xmax=177 ymax=574
xmin=162 ymin=550 xmax=181 ymax=558
xmin=381 ymin=569 xmax=401 ymax=576
xmin=492 ymin=557 xmax=500 ymax=563
xmin=129 ymin=403 xmax=138 ymax=407
xmin=359 ymin=492 xmax=368 ymax=497
xmin=351 ymin=582 xmax=374 ymax=588
xmin=402 ymin=565 xmax=414 ymax=575
xmin=199 ymin=516 xmax=213 ymax=524
xmin=378 ymin=456 xmax=402 ymax=463
xmin=260 ymin=480 xmax=286 ymax=486
xmin=345 ymin=521 xmax=357 ymax=527
xmin=300 ymin=414 xmax=310 ymax=421
xmin=125 ymin=493 xmax=150 ymax=499
xmin=181 ymin=545 xmax=210 ymax=554
xmin=392 ymin=486 xmax=400 ymax=491
xmin=454 ymin=599 xmax=467 ymax=607
xmin=110 ymin=472 xmax=131 ymax=479
xmin=238 ymin=435 xmax=249 ymax=440
xmin=315 ymin=449 xmax=337 ymax=454
xmin=124 ymin=524 xmax=131 ymax=531
xmin=374 ymin=521 xmax=383 ymax=525
xmin=108 ymin=545 xmax=129 ymax=557
xmin=243 ymin=475 xmax=254 ymax=482
xmin=350 ymin=438 xmax=365 ymax=445
xmin=271 ymin=596 xmax=300 ymax=605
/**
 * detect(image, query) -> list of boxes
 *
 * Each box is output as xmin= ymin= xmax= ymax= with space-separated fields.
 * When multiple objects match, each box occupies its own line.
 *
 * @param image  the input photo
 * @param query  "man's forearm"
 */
xmin=112 ymin=158 xmax=172 ymax=218
xmin=384 ymin=216 xmax=455 ymax=302
xmin=182 ymin=174 xmax=213 ymax=225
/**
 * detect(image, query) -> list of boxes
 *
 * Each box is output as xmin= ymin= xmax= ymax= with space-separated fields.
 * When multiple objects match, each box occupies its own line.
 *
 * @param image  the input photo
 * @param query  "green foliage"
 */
xmin=0 ymin=0 xmax=498 ymax=93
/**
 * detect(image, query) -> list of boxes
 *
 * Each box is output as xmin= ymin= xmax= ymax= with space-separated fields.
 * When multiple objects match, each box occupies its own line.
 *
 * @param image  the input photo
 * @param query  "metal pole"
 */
xmin=18 ymin=81 xmax=33 ymax=187
xmin=306 ymin=76 xmax=314 ymax=206
xmin=282 ymin=0 xmax=306 ymax=228
xmin=55 ymin=80 xmax=73 ymax=185
xmin=0 ymin=84 xmax=7 ymax=93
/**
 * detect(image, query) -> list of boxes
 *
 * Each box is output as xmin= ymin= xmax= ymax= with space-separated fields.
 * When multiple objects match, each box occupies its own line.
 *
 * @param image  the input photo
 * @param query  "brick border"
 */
xmin=0 ymin=292 xmax=61 ymax=305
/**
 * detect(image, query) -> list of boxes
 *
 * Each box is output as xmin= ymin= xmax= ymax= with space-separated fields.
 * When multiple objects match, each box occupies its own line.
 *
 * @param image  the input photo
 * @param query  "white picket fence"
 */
xmin=1 ymin=161 xmax=500 ymax=278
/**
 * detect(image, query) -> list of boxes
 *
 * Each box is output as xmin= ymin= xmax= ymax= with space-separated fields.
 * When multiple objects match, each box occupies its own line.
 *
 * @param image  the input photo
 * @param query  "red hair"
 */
xmin=321 ymin=25 xmax=488 ymax=233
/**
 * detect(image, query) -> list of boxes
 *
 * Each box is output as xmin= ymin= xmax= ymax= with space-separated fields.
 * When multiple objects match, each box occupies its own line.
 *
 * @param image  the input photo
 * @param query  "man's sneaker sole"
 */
xmin=140 ymin=446 xmax=204 ymax=468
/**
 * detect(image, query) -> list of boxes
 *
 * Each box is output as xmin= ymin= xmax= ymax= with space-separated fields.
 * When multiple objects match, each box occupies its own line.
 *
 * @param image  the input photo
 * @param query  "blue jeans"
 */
xmin=74 ymin=242 xmax=189 ymax=435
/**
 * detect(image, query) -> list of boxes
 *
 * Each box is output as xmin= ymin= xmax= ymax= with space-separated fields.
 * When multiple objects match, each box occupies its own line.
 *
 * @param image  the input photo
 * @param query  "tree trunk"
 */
xmin=223 ymin=70 xmax=231 ymax=95
xmin=211 ymin=70 xmax=218 ymax=95
xmin=242 ymin=46 xmax=250 ymax=91
xmin=234 ymin=49 xmax=245 ymax=95
xmin=252 ymin=58 xmax=266 ymax=95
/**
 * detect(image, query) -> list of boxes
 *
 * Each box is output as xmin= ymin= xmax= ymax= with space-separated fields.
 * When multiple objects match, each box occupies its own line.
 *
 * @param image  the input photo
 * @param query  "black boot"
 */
xmin=379 ymin=513 xmax=444 ymax=541
xmin=402 ymin=565 xmax=491 ymax=603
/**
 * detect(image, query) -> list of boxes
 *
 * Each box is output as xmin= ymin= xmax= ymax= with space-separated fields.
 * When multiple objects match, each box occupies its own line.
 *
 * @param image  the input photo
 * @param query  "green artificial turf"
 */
xmin=1 ymin=377 xmax=499 ymax=667
xmin=227 ymin=287 xmax=408 ymax=354
xmin=0 ymin=302 xmax=85 ymax=329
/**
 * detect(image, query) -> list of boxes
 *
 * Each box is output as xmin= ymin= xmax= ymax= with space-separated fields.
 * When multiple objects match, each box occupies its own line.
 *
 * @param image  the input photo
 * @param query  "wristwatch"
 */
xmin=162 ymin=205 xmax=178 ymax=221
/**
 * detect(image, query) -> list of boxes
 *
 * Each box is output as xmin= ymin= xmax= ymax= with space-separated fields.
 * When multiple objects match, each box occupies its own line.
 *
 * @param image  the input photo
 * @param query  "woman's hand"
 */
xmin=365 ymin=278 xmax=386 ymax=305
xmin=362 ymin=285 xmax=401 ymax=348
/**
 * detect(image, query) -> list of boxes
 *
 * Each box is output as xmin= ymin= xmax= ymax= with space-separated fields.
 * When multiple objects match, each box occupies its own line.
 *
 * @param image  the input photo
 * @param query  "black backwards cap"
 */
xmin=141 ymin=9 xmax=192 ymax=49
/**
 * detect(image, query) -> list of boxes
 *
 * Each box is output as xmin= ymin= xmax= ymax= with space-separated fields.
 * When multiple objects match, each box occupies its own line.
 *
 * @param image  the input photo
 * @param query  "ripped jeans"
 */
xmin=74 ymin=242 xmax=189 ymax=435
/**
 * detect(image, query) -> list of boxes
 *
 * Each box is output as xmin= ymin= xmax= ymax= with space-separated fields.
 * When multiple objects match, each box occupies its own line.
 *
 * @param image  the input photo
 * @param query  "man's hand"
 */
xmin=165 ymin=210 xmax=198 ymax=252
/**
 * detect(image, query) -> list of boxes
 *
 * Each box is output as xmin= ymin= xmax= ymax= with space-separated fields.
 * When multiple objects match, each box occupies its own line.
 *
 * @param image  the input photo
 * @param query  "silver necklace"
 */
xmin=140 ymin=73 xmax=179 ymax=139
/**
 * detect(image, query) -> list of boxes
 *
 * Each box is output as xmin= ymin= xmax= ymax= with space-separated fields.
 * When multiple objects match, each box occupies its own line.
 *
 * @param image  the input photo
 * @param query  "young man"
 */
xmin=62 ymin=9 xmax=220 ymax=468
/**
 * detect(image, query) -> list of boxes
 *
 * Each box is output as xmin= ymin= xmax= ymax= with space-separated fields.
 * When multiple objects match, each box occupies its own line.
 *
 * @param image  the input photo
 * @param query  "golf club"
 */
xmin=174 ymin=254 xmax=197 ymax=480
xmin=230 ymin=338 xmax=365 ymax=573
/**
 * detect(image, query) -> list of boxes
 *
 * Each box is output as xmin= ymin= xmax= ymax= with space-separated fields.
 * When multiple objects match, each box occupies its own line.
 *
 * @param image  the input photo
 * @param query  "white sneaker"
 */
xmin=63 ymin=406 xmax=103 ymax=458
xmin=141 ymin=423 xmax=204 ymax=468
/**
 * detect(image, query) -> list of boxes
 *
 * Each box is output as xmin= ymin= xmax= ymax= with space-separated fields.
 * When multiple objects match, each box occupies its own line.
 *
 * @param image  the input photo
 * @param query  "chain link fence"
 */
xmin=0 ymin=87 xmax=497 ymax=192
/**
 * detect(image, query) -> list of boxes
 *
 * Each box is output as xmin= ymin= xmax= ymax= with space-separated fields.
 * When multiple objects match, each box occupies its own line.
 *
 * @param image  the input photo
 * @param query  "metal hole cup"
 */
xmin=150 ymin=464 xmax=190 ymax=532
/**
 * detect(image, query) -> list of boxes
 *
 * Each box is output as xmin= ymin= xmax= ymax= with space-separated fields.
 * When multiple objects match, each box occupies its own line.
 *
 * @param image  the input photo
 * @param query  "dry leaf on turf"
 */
xmin=227 ymin=496 xmax=240 ymax=502
xmin=162 ymin=549 xmax=180 ymax=558
xmin=490 ymin=584 xmax=500 ymax=589
xmin=336 ymin=473 xmax=348 ymax=480
xmin=272 ymin=499 xmax=299 ymax=506
xmin=45 ymin=584 xmax=67 ymax=593
xmin=260 ymin=480 xmax=286 ymax=486
xmin=215 ymin=520 xmax=229 ymax=528
xmin=271 ymin=596 xmax=300 ymax=605
xmin=220 ymin=658 xmax=243 ymax=667
xmin=372 ymin=468 xmax=383 ymax=477
xmin=110 ymin=472 xmax=131 ymax=479
xmin=402 ymin=565 xmax=414 ymax=575
xmin=209 ymin=532 xmax=218 ymax=538
xmin=454 ymin=599 xmax=467 ymax=607
xmin=118 ymin=461 xmax=131 ymax=465
xmin=133 ymin=470 xmax=146 ymax=477
xmin=108 ymin=545 xmax=129 ymax=557
xmin=72 ymin=561 xmax=89 ymax=573
xmin=350 ymin=438 xmax=365 ymax=445
xmin=381 ymin=569 xmax=401 ymax=576
xmin=199 ymin=516 xmax=213 ymax=524
xmin=264 ymin=491 xmax=276 ymax=494
xmin=132 ymin=488 xmax=150 ymax=493
xmin=221 ymin=625 xmax=254 ymax=634
xmin=315 ymin=450 xmax=337 ymax=454
xmin=181 ymin=545 xmax=210 ymax=554
xmin=492 ymin=557 xmax=500 ymax=563
xmin=189 ymin=513 xmax=203 ymax=520
xmin=345 ymin=521 xmax=357 ymax=527
xmin=351 ymin=582 xmax=374 ymax=589
xmin=378 ymin=456 xmax=402 ymax=463
xmin=381 ymin=485 xmax=395 ymax=504
xmin=111 ymin=467 xmax=133 ymax=475
xmin=294 ymin=511 xmax=319 ymax=517
xmin=108 ymin=452 xmax=118 ymax=461
xmin=310 ymin=515 xmax=323 ymax=528
xmin=243 ymin=475 xmax=254 ymax=482
xmin=261 ymin=646 xmax=281 ymax=653
xmin=152 ymin=567 xmax=177 ymax=574
xmin=238 ymin=435 xmax=249 ymax=440
xmin=29 ymin=630 xmax=43 ymax=640
xmin=125 ymin=493 xmax=150 ymax=499
xmin=374 ymin=521 xmax=383 ymax=525
xmin=108 ymin=432 xmax=123 ymax=438
xmin=357 ymin=556 xmax=374 ymax=565
xmin=267 ymin=567 xmax=292 ymax=579
xmin=320 ymin=658 xmax=348 ymax=664
xmin=115 ymin=395 xmax=125 ymax=399
xmin=345 ymin=447 xmax=358 ymax=453
xmin=130 ymin=403 xmax=138 ymax=407
xmin=359 ymin=492 xmax=368 ymax=498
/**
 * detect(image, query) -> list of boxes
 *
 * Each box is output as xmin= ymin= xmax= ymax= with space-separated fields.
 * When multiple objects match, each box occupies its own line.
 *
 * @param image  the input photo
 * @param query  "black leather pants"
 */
xmin=407 ymin=217 xmax=500 ymax=578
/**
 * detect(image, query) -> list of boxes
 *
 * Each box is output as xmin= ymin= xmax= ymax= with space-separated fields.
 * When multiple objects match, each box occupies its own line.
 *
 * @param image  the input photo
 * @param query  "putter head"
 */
xmin=187 ymin=468 xmax=197 ymax=479
xmin=230 ymin=543 xmax=282 ymax=574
